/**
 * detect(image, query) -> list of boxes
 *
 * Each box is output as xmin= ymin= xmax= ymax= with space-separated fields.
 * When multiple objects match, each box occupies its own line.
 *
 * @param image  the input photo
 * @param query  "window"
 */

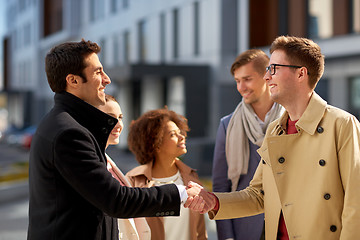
xmin=351 ymin=0 xmax=360 ymax=33
xmin=90 ymin=0 xmax=104 ymax=22
xmin=123 ymin=0 xmax=129 ymax=9
xmin=110 ymin=0 xmax=119 ymax=14
xmin=90 ymin=0 xmax=95 ymax=21
xmin=138 ymin=20 xmax=147 ymax=62
xmin=308 ymin=0 xmax=333 ymax=38
xmin=349 ymin=76 xmax=360 ymax=118
xmin=194 ymin=1 xmax=200 ymax=56
xmin=315 ymin=78 xmax=329 ymax=102
xmin=167 ymin=77 xmax=185 ymax=116
xmin=123 ymin=31 xmax=130 ymax=64
xmin=43 ymin=0 xmax=63 ymax=37
xmin=113 ymin=35 xmax=119 ymax=65
xmin=99 ymin=38 xmax=106 ymax=66
xmin=160 ymin=13 xmax=166 ymax=62
xmin=24 ymin=23 xmax=31 ymax=46
xmin=173 ymin=8 xmax=179 ymax=59
xmin=249 ymin=0 xmax=278 ymax=48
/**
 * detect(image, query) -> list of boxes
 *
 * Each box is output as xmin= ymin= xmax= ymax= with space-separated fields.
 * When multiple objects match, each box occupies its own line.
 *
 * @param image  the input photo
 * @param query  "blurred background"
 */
xmin=0 ymin=0 xmax=360 ymax=239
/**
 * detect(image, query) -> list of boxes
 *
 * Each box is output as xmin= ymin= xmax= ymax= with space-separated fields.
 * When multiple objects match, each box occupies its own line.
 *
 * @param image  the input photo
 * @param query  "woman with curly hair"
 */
xmin=126 ymin=108 xmax=207 ymax=240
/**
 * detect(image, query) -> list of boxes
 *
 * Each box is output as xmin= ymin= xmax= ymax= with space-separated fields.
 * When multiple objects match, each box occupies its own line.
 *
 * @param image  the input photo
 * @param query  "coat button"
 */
xmin=170 ymin=211 xmax=175 ymax=215
xmin=101 ymin=127 xmax=109 ymax=134
xmin=330 ymin=225 xmax=337 ymax=232
xmin=155 ymin=212 xmax=160 ymax=217
xmin=317 ymin=126 xmax=324 ymax=133
xmin=262 ymin=160 xmax=266 ymax=164
xmin=324 ymin=193 xmax=331 ymax=200
xmin=278 ymin=157 xmax=285 ymax=164
xmin=319 ymin=159 xmax=326 ymax=166
xmin=107 ymin=118 xmax=115 ymax=125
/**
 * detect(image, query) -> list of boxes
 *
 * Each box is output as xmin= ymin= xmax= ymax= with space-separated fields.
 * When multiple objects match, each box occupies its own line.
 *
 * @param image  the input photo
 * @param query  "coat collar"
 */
xmin=129 ymin=158 xmax=196 ymax=181
xmin=54 ymin=92 xmax=117 ymax=152
xmin=272 ymin=92 xmax=327 ymax=136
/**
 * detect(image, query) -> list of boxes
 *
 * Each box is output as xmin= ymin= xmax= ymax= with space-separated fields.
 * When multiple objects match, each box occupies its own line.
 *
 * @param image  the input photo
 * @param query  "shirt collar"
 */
xmin=273 ymin=92 xmax=327 ymax=135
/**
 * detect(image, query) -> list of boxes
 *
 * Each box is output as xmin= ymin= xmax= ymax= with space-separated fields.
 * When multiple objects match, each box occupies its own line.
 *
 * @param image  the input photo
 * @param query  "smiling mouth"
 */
xmin=241 ymin=92 xmax=252 ymax=98
xmin=178 ymin=143 xmax=186 ymax=148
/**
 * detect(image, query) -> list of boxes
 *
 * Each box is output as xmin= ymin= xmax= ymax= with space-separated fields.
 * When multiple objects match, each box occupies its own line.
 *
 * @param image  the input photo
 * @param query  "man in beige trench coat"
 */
xmin=187 ymin=36 xmax=360 ymax=240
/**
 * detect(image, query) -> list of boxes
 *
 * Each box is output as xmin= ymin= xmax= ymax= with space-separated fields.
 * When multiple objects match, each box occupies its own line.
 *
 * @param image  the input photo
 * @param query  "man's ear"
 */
xmin=297 ymin=67 xmax=308 ymax=83
xmin=66 ymin=74 xmax=80 ymax=89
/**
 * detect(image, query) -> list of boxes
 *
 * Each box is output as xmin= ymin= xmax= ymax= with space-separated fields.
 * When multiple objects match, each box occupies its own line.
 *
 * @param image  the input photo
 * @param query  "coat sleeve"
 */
xmin=337 ymin=116 xmax=360 ymax=239
xmin=54 ymin=128 xmax=180 ymax=218
xmin=209 ymin=161 xmax=264 ymax=220
xmin=211 ymin=116 xmax=236 ymax=239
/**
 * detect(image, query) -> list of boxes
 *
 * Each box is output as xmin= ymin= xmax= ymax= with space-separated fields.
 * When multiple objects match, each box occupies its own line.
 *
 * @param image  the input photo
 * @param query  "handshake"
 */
xmin=184 ymin=181 xmax=218 ymax=214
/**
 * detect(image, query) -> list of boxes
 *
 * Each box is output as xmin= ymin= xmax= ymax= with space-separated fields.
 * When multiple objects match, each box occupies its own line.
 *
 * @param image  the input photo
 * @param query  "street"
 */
xmin=0 ymin=190 xmax=28 ymax=240
xmin=0 ymin=143 xmax=217 ymax=239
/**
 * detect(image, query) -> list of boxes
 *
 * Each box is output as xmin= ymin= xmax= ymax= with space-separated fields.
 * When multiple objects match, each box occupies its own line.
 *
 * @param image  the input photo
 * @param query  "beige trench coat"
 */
xmin=209 ymin=93 xmax=360 ymax=239
xmin=126 ymin=158 xmax=207 ymax=240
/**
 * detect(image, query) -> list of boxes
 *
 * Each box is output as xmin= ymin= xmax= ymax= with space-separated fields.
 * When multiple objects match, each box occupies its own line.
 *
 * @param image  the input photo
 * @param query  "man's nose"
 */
xmin=263 ymin=71 xmax=271 ymax=82
xmin=103 ymin=72 xmax=111 ymax=85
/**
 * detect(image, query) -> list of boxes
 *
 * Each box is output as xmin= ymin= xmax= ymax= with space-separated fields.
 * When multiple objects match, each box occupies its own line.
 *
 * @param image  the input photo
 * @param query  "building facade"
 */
xmin=2 ymin=0 xmax=360 ymax=175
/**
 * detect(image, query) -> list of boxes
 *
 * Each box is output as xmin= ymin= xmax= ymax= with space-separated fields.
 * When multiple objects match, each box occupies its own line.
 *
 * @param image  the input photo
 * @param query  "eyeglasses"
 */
xmin=266 ymin=64 xmax=302 ymax=75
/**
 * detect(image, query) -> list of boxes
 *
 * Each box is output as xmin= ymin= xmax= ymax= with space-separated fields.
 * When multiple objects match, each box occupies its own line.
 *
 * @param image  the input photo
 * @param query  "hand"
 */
xmin=184 ymin=181 xmax=204 ymax=211
xmin=184 ymin=181 xmax=217 ymax=214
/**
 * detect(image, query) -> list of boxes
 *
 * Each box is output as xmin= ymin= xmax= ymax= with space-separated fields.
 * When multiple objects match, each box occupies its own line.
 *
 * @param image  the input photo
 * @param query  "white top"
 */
xmin=152 ymin=171 xmax=191 ymax=240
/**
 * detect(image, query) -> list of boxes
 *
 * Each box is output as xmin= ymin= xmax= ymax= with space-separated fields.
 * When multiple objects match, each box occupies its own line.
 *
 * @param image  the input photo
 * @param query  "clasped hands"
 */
xmin=184 ymin=181 xmax=217 ymax=214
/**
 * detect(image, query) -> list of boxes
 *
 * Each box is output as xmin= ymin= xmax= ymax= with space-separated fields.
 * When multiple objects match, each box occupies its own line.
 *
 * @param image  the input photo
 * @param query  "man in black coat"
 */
xmin=27 ymin=40 xmax=201 ymax=240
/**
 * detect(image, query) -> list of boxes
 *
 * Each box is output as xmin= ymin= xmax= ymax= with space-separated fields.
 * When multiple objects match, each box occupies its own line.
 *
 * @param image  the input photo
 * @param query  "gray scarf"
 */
xmin=226 ymin=101 xmax=284 ymax=191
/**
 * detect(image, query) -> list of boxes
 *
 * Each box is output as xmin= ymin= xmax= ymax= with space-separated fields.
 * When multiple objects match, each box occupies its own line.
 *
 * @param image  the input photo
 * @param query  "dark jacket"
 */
xmin=27 ymin=92 xmax=180 ymax=240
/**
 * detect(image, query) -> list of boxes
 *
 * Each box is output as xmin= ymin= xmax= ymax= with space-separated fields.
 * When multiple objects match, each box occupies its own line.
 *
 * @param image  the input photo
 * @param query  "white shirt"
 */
xmin=153 ymin=171 xmax=191 ymax=240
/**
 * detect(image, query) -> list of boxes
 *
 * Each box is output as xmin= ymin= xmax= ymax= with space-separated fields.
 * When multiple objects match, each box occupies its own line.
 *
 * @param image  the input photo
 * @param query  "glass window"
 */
xmin=43 ymin=0 xmax=63 ymax=37
xmin=138 ymin=20 xmax=147 ymax=62
xmin=349 ymin=76 xmax=360 ymax=118
xmin=123 ymin=31 xmax=130 ymax=64
xmin=167 ymin=77 xmax=185 ymax=116
xmin=110 ymin=0 xmax=119 ymax=14
xmin=90 ymin=0 xmax=104 ymax=21
xmin=123 ymin=0 xmax=128 ymax=9
xmin=173 ymin=8 xmax=179 ymax=59
xmin=308 ymin=0 xmax=333 ymax=39
xmin=90 ymin=0 xmax=95 ymax=21
xmin=160 ymin=13 xmax=166 ymax=62
xmin=194 ymin=1 xmax=200 ymax=56
xmin=99 ymin=38 xmax=106 ymax=66
xmin=113 ymin=35 xmax=119 ymax=65
xmin=315 ymin=78 xmax=329 ymax=102
xmin=24 ymin=23 xmax=31 ymax=46
xmin=249 ymin=0 xmax=278 ymax=48
xmin=352 ymin=0 xmax=360 ymax=33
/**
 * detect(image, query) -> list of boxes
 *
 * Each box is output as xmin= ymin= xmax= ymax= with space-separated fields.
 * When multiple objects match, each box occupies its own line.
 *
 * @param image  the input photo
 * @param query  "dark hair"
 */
xmin=270 ymin=36 xmax=324 ymax=89
xmin=45 ymin=39 xmax=101 ymax=93
xmin=127 ymin=108 xmax=189 ymax=165
xmin=230 ymin=49 xmax=269 ymax=76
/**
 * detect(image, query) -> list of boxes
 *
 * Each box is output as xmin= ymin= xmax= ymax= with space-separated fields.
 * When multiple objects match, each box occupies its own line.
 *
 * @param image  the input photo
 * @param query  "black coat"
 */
xmin=27 ymin=92 xmax=180 ymax=240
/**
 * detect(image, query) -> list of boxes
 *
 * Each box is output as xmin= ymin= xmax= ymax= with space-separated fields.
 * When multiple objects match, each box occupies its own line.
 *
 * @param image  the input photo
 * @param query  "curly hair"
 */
xmin=127 ymin=108 xmax=189 ymax=165
xmin=45 ymin=39 xmax=101 ymax=93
